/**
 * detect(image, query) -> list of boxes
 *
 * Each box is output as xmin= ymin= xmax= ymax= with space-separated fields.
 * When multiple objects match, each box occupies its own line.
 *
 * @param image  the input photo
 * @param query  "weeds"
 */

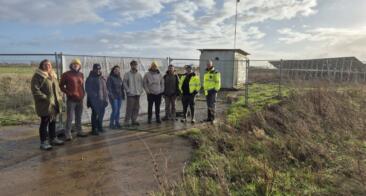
xmin=0 ymin=71 xmax=38 ymax=126
xmin=157 ymin=84 xmax=366 ymax=195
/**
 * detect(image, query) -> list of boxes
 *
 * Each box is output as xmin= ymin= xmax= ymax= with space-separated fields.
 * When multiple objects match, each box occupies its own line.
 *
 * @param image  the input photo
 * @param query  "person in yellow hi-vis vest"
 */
xmin=179 ymin=65 xmax=200 ymax=123
xmin=203 ymin=60 xmax=221 ymax=122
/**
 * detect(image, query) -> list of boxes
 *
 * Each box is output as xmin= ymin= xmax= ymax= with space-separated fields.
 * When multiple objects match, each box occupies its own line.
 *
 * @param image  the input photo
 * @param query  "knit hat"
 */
xmin=185 ymin=64 xmax=193 ymax=69
xmin=93 ymin=63 xmax=101 ymax=70
xmin=150 ymin=61 xmax=159 ymax=68
xmin=70 ymin=58 xmax=81 ymax=66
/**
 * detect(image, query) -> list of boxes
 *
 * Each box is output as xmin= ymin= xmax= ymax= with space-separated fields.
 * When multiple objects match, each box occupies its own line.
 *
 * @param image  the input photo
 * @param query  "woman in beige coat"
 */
xmin=31 ymin=59 xmax=64 ymax=150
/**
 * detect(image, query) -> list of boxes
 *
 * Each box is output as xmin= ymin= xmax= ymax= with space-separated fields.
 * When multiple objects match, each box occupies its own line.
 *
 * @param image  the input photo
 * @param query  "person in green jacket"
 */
xmin=31 ymin=59 xmax=64 ymax=150
xmin=179 ymin=65 xmax=200 ymax=123
xmin=203 ymin=60 xmax=221 ymax=122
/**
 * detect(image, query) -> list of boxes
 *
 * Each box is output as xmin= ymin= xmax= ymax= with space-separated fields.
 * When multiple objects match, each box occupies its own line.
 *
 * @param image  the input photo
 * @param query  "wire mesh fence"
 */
xmin=0 ymin=53 xmax=168 ymax=127
xmin=61 ymin=54 xmax=168 ymax=125
xmin=1 ymin=54 xmax=365 ymax=128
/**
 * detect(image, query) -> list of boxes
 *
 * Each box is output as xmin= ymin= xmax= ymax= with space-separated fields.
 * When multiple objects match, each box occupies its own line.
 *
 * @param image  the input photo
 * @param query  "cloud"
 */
xmin=107 ymin=0 xmax=176 ymax=23
xmin=0 ymin=0 xmax=174 ymax=24
xmin=247 ymin=27 xmax=266 ymax=40
xmin=0 ymin=0 xmax=106 ymax=24
xmin=277 ymin=28 xmax=311 ymax=44
xmin=0 ymin=0 xmax=322 ymax=59
xmin=278 ymin=27 xmax=366 ymax=59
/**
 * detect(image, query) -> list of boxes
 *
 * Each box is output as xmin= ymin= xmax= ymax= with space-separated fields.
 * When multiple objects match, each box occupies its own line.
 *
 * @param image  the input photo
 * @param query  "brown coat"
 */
xmin=31 ymin=69 xmax=63 ymax=117
xmin=59 ymin=70 xmax=85 ymax=101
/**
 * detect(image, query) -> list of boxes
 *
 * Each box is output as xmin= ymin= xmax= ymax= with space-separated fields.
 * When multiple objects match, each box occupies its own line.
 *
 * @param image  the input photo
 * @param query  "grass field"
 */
xmin=155 ymin=83 xmax=366 ymax=195
xmin=0 ymin=66 xmax=38 ymax=126
xmin=0 ymin=66 xmax=36 ymax=75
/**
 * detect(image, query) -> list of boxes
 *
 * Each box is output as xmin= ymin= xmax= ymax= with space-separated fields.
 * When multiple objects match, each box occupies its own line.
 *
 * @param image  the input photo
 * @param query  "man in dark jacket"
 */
xmin=162 ymin=64 xmax=179 ymax=121
xmin=85 ymin=64 xmax=108 ymax=135
xmin=60 ymin=59 xmax=88 ymax=140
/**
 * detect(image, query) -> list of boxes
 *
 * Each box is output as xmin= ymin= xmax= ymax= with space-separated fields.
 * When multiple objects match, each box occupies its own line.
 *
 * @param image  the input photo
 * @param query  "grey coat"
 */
xmin=85 ymin=71 xmax=108 ymax=111
xmin=123 ymin=70 xmax=144 ymax=96
xmin=143 ymin=70 xmax=164 ymax=95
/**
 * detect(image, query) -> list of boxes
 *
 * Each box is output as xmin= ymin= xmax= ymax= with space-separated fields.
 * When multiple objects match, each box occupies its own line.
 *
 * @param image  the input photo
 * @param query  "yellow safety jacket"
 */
xmin=203 ymin=68 xmax=221 ymax=95
xmin=179 ymin=73 xmax=201 ymax=94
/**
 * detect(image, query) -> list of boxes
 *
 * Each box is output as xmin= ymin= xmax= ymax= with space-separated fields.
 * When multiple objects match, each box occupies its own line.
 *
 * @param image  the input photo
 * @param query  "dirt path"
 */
xmin=0 ymin=100 xmax=228 ymax=196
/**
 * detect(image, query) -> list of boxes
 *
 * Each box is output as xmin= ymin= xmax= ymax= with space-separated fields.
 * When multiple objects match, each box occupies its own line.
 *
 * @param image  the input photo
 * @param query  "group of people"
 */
xmin=31 ymin=58 xmax=221 ymax=150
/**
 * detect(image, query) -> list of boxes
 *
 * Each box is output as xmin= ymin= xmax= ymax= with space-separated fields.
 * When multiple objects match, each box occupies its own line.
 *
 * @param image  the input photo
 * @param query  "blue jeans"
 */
xmin=110 ymin=98 xmax=122 ymax=127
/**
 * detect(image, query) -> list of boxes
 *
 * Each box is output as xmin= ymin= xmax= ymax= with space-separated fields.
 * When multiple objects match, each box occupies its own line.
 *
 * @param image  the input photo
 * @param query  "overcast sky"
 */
xmin=0 ymin=0 xmax=365 ymax=60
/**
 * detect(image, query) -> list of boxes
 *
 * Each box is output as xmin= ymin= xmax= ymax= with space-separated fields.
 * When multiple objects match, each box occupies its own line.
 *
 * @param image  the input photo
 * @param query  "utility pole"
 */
xmin=234 ymin=0 xmax=240 ymax=49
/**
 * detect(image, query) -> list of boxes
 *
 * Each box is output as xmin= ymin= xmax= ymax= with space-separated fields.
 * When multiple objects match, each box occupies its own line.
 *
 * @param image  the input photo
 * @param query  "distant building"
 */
xmin=198 ymin=49 xmax=250 ymax=89
xmin=270 ymin=57 xmax=366 ymax=82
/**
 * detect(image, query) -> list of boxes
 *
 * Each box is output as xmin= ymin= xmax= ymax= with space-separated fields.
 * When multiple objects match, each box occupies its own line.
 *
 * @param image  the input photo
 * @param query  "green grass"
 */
xmin=227 ymin=83 xmax=290 ymax=127
xmin=0 ymin=66 xmax=35 ymax=75
xmin=157 ymin=85 xmax=366 ymax=195
xmin=0 ymin=68 xmax=37 ymax=126
xmin=0 ymin=112 xmax=38 ymax=126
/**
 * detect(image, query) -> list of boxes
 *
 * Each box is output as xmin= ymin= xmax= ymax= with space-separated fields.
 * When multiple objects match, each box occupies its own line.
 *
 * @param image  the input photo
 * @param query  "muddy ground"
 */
xmin=0 ymin=99 xmax=228 ymax=196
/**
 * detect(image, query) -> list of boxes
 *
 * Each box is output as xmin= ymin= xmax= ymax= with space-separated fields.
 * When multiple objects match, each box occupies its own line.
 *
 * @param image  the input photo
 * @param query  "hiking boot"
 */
xmin=109 ymin=124 xmax=116 ymax=129
xmin=148 ymin=119 xmax=152 ymax=124
xmin=40 ymin=142 xmax=53 ymax=150
xmin=50 ymin=138 xmax=64 ymax=146
xmin=91 ymin=129 xmax=99 ymax=136
xmin=156 ymin=119 xmax=162 ymax=124
xmin=181 ymin=118 xmax=187 ymax=123
xmin=191 ymin=119 xmax=196 ymax=124
xmin=77 ymin=131 xmax=88 ymax=137
xmin=99 ymin=128 xmax=105 ymax=133
xmin=203 ymin=118 xmax=212 ymax=122
xmin=115 ymin=124 xmax=122 ymax=129
xmin=64 ymin=135 xmax=73 ymax=141
xmin=162 ymin=117 xmax=169 ymax=121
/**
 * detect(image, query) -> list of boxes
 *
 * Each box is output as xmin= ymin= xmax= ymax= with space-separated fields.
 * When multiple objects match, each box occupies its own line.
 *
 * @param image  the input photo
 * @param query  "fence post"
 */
xmin=167 ymin=56 xmax=171 ymax=66
xmin=55 ymin=52 xmax=64 ymax=130
xmin=244 ymin=59 xmax=249 ymax=107
xmin=104 ymin=56 xmax=108 ymax=74
xmin=279 ymin=59 xmax=283 ymax=98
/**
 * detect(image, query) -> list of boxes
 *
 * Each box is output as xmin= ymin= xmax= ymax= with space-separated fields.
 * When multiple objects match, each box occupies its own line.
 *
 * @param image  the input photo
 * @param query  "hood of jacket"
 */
xmin=89 ymin=70 xmax=101 ymax=78
xmin=206 ymin=67 xmax=215 ymax=72
xmin=148 ymin=69 xmax=160 ymax=74
xmin=35 ymin=69 xmax=58 ymax=80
